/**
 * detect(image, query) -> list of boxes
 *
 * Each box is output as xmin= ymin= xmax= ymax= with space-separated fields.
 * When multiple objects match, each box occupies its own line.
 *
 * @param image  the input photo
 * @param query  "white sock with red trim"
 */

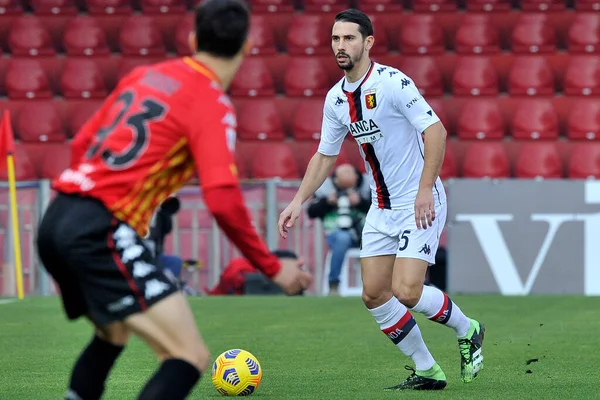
xmin=410 ymin=285 xmax=471 ymax=338
xmin=369 ymin=296 xmax=436 ymax=371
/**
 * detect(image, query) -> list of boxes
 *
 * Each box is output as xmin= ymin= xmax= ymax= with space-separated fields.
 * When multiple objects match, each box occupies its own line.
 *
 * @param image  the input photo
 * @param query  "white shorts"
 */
xmin=360 ymin=201 xmax=447 ymax=264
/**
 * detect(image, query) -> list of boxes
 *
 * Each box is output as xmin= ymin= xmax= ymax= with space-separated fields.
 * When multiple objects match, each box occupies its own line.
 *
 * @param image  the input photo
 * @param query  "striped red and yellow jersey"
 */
xmin=53 ymin=57 xmax=239 ymax=237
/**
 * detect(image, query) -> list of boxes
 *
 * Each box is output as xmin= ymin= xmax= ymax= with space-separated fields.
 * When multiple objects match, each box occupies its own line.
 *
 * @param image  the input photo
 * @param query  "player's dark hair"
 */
xmin=194 ymin=0 xmax=250 ymax=58
xmin=334 ymin=9 xmax=374 ymax=38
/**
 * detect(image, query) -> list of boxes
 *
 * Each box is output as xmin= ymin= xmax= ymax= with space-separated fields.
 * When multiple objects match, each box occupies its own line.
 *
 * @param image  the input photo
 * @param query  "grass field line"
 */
xmin=0 ymin=298 xmax=17 ymax=305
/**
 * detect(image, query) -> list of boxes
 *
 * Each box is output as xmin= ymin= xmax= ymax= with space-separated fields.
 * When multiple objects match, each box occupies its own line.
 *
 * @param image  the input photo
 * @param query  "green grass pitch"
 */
xmin=1 ymin=295 xmax=599 ymax=399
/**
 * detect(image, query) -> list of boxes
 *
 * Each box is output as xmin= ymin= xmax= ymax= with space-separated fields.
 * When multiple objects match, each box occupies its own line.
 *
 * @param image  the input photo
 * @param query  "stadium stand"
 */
xmin=0 ymin=0 xmax=599 ymax=180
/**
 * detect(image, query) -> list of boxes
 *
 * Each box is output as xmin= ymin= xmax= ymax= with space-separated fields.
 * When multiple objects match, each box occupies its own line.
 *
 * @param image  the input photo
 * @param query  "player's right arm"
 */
xmin=278 ymin=94 xmax=347 ymax=238
xmin=185 ymin=97 xmax=311 ymax=294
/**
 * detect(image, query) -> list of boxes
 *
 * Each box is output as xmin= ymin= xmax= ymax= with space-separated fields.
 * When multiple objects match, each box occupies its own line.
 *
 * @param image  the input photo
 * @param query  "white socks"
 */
xmin=410 ymin=285 xmax=471 ymax=338
xmin=369 ymin=297 xmax=436 ymax=371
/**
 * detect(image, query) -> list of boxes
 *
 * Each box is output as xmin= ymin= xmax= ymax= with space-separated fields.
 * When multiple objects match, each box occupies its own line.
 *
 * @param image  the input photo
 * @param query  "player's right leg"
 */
xmin=360 ymin=209 xmax=445 ymax=391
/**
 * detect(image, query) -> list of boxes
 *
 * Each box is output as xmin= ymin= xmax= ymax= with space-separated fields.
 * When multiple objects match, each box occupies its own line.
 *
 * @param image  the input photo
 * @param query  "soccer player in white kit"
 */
xmin=278 ymin=9 xmax=485 ymax=390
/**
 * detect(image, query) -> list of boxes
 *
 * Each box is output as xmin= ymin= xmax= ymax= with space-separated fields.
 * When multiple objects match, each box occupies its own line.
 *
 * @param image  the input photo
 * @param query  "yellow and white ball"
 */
xmin=211 ymin=349 xmax=262 ymax=396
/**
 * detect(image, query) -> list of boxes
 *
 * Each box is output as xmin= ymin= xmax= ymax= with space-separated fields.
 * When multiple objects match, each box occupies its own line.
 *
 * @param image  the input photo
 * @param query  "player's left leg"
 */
xmin=361 ymin=207 xmax=445 ymax=391
xmin=37 ymin=196 xmax=129 ymax=400
xmin=394 ymin=202 xmax=484 ymax=383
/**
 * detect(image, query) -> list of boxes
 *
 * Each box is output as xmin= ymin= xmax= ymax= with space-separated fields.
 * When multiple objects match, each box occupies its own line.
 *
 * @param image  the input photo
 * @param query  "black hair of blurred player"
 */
xmin=192 ymin=0 xmax=250 ymax=58
xmin=334 ymin=9 xmax=374 ymax=39
xmin=188 ymin=0 xmax=252 ymax=90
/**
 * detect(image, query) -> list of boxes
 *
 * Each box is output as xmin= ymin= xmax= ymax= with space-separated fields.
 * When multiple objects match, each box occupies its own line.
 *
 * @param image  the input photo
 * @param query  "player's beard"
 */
xmin=336 ymin=47 xmax=364 ymax=71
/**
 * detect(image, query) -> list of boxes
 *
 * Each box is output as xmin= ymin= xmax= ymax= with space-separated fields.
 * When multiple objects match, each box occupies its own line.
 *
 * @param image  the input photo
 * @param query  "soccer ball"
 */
xmin=211 ymin=349 xmax=262 ymax=396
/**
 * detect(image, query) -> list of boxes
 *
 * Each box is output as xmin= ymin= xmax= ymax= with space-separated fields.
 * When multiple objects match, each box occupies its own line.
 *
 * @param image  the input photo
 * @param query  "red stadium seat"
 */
xmin=440 ymin=142 xmax=458 ymax=179
xmin=174 ymin=15 xmax=193 ymax=56
xmin=568 ymin=13 xmax=600 ymax=54
xmin=355 ymin=0 xmax=402 ymax=12
xmin=462 ymin=142 xmax=510 ymax=178
xmin=304 ymin=0 xmax=349 ymax=13
xmin=17 ymin=101 xmax=65 ymax=142
xmin=515 ymin=142 xmax=562 ymax=178
xmin=369 ymin=16 xmax=389 ymax=55
xmin=237 ymin=100 xmax=285 ymax=141
xmin=248 ymin=15 xmax=277 ymax=56
xmin=567 ymin=99 xmax=600 ymax=140
xmin=287 ymin=15 xmax=329 ymax=56
xmin=511 ymin=13 xmax=556 ymax=54
xmin=292 ymin=99 xmax=325 ymax=141
xmin=457 ymin=99 xmax=504 ymax=140
xmin=250 ymin=142 xmax=299 ymax=179
xmin=60 ymin=59 xmax=107 ymax=99
xmin=40 ymin=143 xmax=71 ymax=179
xmin=0 ymin=0 xmax=24 ymax=14
xmin=30 ymin=0 xmax=77 ymax=14
xmin=466 ymin=0 xmax=511 ymax=11
xmin=5 ymin=59 xmax=52 ymax=99
xmin=427 ymin=98 xmax=449 ymax=129
xmin=521 ymin=0 xmax=566 ymax=11
xmin=455 ymin=14 xmax=500 ymax=55
xmin=63 ymin=16 xmax=110 ymax=56
xmin=8 ymin=16 xmax=55 ymax=56
xmin=568 ymin=143 xmax=600 ymax=178
xmin=67 ymin=100 xmax=102 ymax=137
xmin=452 ymin=56 xmax=499 ymax=96
xmin=247 ymin=0 xmax=294 ymax=13
xmin=284 ymin=57 xmax=330 ymax=97
xmin=397 ymin=57 xmax=443 ymax=97
xmin=399 ymin=15 xmax=444 ymax=55
xmin=508 ymin=56 xmax=555 ymax=96
xmin=87 ymin=0 xmax=132 ymax=14
xmin=140 ymin=0 xmax=186 ymax=14
xmin=229 ymin=58 xmax=275 ymax=97
xmin=511 ymin=99 xmax=558 ymax=140
xmin=116 ymin=58 xmax=154 ymax=81
xmin=119 ymin=16 xmax=166 ymax=56
xmin=564 ymin=56 xmax=600 ymax=96
xmin=413 ymin=0 xmax=456 ymax=12
xmin=0 ymin=144 xmax=37 ymax=181
xmin=575 ymin=0 xmax=600 ymax=11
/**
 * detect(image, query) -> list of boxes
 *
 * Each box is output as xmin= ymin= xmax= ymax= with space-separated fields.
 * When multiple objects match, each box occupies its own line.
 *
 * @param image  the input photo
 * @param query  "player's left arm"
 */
xmin=184 ymin=100 xmax=284 ymax=280
xmin=391 ymin=74 xmax=447 ymax=228
xmin=419 ymin=122 xmax=446 ymax=190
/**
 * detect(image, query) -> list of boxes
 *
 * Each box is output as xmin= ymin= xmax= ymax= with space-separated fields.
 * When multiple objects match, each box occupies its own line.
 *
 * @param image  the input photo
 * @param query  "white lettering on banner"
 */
xmin=455 ymin=214 xmax=572 ymax=295
xmin=456 ymin=208 xmax=600 ymax=296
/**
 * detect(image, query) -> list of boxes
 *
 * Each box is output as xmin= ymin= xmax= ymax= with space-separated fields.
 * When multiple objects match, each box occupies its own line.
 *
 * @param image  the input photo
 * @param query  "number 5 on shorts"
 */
xmin=398 ymin=230 xmax=410 ymax=251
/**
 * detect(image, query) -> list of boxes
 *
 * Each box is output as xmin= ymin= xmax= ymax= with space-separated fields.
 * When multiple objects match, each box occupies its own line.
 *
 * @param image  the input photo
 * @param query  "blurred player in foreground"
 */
xmin=36 ymin=1 xmax=311 ymax=399
xmin=279 ymin=9 xmax=484 ymax=391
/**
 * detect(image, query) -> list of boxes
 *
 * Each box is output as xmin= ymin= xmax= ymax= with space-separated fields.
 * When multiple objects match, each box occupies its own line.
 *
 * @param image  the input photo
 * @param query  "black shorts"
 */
xmin=36 ymin=193 xmax=179 ymax=326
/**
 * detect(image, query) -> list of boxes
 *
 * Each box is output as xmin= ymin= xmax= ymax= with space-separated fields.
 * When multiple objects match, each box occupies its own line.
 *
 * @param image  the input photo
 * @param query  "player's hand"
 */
xmin=278 ymin=201 xmax=302 ymax=239
xmin=414 ymin=188 xmax=435 ymax=230
xmin=272 ymin=258 xmax=313 ymax=295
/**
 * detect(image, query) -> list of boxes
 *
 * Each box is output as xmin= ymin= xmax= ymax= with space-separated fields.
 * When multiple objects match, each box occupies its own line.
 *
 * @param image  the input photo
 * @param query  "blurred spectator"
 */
xmin=206 ymin=249 xmax=305 ymax=295
xmin=307 ymin=163 xmax=370 ymax=295
xmin=145 ymin=196 xmax=198 ymax=294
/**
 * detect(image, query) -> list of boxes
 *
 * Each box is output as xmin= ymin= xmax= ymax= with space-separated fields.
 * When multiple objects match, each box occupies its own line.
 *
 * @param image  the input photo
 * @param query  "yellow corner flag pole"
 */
xmin=7 ymin=152 xmax=24 ymax=300
xmin=1 ymin=110 xmax=24 ymax=300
